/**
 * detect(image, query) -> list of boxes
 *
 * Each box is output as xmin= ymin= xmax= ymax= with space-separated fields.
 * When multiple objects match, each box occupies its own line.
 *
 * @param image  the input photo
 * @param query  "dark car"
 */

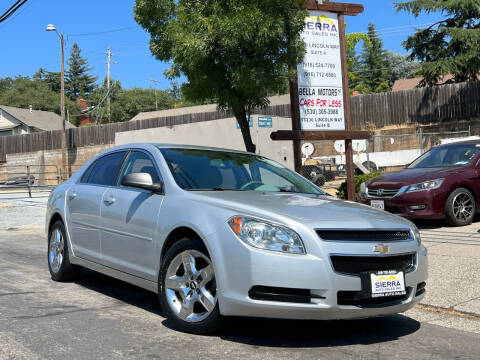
xmin=359 ymin=140 xmax=480 ymax=226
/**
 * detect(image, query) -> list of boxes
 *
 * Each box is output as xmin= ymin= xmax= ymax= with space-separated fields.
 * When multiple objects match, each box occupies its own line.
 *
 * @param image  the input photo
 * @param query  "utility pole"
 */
xmin=106 ymin=47 xmax=112 ymax=123
xmin=46 ymin=24 xmax=67 ymax=180
xmin=147 ymin=78 xmax=160 ymax=110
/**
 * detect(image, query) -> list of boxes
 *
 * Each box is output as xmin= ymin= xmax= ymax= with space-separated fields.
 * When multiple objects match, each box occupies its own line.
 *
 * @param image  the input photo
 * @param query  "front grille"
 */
xmin=330 ymin=254 xmax=415 ymax=276
xmin=317 ymin=230 xmax=411 ymax=241
xmin=367 ymin=187 xmax=400 ymax=198
xmin=338 ymin=288 xmax=411 ymax=307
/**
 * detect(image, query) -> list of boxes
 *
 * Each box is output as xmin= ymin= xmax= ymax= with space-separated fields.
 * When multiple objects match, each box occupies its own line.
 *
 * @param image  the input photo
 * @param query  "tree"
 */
xmin=65 ymin=43 xmax=98 ymax=99
xmin=358 ymin=23 xmax=391 ymax=93
xmin=346 ymin=32 xmax=370 ymax=93
xmin=386 ymin=51 xmax=420 ymax=86
xmin=86 ymin=78 xmax=175 ymax=123
xmin=395 ymin=0 xmax=480 ymax=86
xmin=134 ymin=0 xmax=307 ymax=153
xmin=0 ymin=76 xmax=80 ymax=119
xmin=33 ymin=68 xmax=61 ymax=93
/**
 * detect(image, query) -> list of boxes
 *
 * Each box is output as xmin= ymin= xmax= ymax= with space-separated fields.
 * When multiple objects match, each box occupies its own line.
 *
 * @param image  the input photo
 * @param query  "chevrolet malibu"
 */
xmin=46 ymin=143 xmax=427 ymax=334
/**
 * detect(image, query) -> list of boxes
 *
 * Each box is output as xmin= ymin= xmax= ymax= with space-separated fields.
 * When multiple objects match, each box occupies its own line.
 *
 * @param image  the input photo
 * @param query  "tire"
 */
xmin=48 ymin=220 xmax=79 ymax=281
xmin=445 ymin=188 xmax=476 ymax=226
xmin=159 ymin=238 xmax=222 ymax=334
xmin=312 ymin=174 xmax=326 ymax=187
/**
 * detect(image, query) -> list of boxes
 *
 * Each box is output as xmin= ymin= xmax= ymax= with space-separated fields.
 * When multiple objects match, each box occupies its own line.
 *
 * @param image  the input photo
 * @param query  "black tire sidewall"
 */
xmin=158 ymin=238 xmax=222 ymax=334
xmin=446 ymin=188 xmax=476 ymax=226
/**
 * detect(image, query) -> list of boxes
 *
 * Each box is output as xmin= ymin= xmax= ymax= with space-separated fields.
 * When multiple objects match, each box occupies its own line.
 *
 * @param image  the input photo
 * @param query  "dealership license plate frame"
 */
xmin=369 ymin=270 xmax=406 ymax=298
xmin=370 ymin=200 xmax=385 ymax=210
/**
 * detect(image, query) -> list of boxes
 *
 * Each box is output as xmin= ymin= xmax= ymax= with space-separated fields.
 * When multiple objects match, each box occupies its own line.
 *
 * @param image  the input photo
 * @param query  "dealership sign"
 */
xmin=297 ymin=11 xmax=345 ymax=130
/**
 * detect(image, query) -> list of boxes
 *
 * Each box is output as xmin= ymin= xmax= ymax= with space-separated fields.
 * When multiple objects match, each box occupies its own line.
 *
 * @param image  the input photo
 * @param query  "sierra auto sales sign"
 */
xmin=297 ymin=11 xmax=345 ymax=130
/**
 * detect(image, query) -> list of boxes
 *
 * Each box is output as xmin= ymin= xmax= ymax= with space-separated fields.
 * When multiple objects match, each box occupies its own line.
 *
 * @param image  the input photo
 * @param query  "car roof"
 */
xmin=437 ymin=139 xmax=480 ymax=147
xmin=111 ymin=143 xmax=257 ymax=155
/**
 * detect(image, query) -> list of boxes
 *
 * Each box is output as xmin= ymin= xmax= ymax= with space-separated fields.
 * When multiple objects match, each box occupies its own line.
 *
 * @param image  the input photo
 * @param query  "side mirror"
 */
xmin=121 ymin=172 xmax=163 ymax=193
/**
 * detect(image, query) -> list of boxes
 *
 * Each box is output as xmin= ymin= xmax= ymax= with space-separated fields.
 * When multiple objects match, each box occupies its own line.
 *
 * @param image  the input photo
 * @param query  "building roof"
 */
xmin=392 ymin=75 xmax=460 ymax=92
xmin=130 ymin=94 xmax=291 ymax=121
xmin=0 ymin=105 xmax=75 ymax=131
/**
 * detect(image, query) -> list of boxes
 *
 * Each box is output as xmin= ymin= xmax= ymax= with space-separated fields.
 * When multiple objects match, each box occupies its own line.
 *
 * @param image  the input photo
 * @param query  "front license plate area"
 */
xmin=370 ymin=200 xmax=385 ymax=210
xmin=370 ymin=270 xmax=406 ymax=298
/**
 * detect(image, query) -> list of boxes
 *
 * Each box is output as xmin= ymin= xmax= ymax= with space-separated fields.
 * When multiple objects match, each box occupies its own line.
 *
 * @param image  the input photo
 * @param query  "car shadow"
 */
xmin=412 ymin=214 xmax=480 ymax=230
xmin=75 ymin=268 xmax=421 ymax=348
xmin=216 ymin=314 xmax=420 ymax=348
xmin=74 ymin=268 xmax=164 ymax=317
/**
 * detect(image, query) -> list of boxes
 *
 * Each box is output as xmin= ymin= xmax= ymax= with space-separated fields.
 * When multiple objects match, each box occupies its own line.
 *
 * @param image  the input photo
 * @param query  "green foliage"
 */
xmin=86 ymin=78 xmax=175 ymax=123
xmin=65 ymin=43 xmax=98 ymax=99
xmin=386 ymin=51 xmax=420 ymax=86
xmin=33 ymin=68 xmax=61 ymax=93
xmin=0 ymin=76 xmax=80 ymax=118
xmin=356 ymin=23 xmax=391 ymax=93
xmin=395 ymin=0 xmax=480 ymax=86
xmin=346 ymin=32 xmax=370 ymax=93
xmin=336 ymin=172 xmax=381 ymax=200
xmin=134 ymin=0 xmax=308 ymax=152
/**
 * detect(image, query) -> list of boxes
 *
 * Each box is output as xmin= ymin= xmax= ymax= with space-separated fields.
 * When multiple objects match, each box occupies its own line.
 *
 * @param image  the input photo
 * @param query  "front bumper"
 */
xmin=360 ymin=188 xmax=446 ymax=219
xmin=207 ymin=225 xmax=428 ymax=320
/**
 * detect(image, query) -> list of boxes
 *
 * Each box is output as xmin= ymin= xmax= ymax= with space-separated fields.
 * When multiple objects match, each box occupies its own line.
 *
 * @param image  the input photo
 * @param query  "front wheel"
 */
xmin=48 ymin=220 xmax=79 ymax=281
xmin=445 ymin=188 xmax=476 ymax=226
xmin=159 ymin=238 xmax=222 ymax=334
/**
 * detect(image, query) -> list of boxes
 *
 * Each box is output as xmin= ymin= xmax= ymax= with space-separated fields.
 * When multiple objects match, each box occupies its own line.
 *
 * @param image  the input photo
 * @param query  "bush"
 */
xmin=336 ymin=172 xmax=381 ymax=200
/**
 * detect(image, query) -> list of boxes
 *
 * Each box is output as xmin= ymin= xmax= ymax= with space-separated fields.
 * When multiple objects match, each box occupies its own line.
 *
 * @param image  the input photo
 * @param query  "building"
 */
xmin=0 ymin=105 xmax=75 ymax=137
xmin=129 ymin=94 xmax=291 ymax=122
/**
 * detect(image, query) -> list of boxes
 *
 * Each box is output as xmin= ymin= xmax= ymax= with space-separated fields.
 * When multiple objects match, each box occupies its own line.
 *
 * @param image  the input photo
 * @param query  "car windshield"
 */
xmin=159 ymin=147 xmax=324 ymax=194
xmin=408 ymin=144 xmax=480 ymax=169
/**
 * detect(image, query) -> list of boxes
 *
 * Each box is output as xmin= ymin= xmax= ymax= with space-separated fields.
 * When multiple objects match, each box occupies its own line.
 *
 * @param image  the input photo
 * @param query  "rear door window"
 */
xmin=87 ymin=151 xmax=127 ymax=186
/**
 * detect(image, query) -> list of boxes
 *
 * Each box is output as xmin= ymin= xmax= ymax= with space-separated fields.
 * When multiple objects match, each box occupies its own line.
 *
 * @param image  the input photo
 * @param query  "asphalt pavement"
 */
xmin=0 ymin=191 xmax=480 ymax=359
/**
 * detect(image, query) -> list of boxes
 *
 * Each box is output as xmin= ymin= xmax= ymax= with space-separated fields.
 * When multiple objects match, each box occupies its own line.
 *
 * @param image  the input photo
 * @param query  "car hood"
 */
xmin=190 ymin=191 xmax=413 ymax=230
xmin=367 ymin=167 xmax=465 ymax=187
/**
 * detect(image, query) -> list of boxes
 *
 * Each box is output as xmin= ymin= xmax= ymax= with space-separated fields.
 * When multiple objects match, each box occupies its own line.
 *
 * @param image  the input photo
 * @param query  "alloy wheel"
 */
xmin=452 ymin=192 xmax=474 ymax=222
xmin=49 ymin=228 xmax=64 ymax=274
xmin=165 ymin=250 xmax=217 ymax=323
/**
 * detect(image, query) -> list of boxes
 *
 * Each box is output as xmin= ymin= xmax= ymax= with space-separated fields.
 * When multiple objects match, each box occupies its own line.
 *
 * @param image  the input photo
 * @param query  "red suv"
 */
xmin=360 ymin=140 xmax=480 ymax=226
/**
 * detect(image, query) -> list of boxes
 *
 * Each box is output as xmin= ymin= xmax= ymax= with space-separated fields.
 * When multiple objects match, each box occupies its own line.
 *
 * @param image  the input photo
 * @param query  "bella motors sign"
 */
xmin=297 ymin=11 xmax=345 ymax=130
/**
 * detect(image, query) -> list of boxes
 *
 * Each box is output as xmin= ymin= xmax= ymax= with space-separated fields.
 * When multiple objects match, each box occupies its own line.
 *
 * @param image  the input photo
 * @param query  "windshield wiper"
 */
xmin=189 ymin=187 xmax=244 ymax=191
xmin=278 ymin=187 xmax=300 ymax=193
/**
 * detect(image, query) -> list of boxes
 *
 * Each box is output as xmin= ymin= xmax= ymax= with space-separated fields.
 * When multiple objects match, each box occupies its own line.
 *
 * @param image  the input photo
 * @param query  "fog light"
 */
xmin=409 ymin=204 xmax=426 ymax=211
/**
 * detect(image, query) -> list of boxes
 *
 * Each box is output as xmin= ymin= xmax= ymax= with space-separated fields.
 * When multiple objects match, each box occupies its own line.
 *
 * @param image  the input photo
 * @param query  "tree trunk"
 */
xmin=235 ymin=108 xmax=256 ymax=153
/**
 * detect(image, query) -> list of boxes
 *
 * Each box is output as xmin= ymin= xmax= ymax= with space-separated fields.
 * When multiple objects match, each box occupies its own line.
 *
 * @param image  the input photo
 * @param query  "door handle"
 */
xmin=69 ymin=192 xmax=77 ymax=200
xmin=104 ymin=196 xmax=116 ymax=205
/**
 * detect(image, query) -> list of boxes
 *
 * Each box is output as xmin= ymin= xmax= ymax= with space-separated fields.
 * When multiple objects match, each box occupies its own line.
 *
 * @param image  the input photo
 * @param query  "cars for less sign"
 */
xmin=297 ymin=11 xmax=345 ymax=131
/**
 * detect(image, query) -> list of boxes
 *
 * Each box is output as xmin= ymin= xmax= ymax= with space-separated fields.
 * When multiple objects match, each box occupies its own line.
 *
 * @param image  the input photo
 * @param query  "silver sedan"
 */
xmin=46 ymin=143 xmax=428 ymax=334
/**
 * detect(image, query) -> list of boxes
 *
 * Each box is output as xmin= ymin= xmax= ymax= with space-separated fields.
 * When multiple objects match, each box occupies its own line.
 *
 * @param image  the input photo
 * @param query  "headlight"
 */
xmin=406 ymin=178 xmax=444 ymax=193
xmin=411 ymin=224 xmax=421 ymax=245
xmin=360 ymin=182 xmax=367 ymax=196
xmin=228 ymin=216 xmax=306 ymax=254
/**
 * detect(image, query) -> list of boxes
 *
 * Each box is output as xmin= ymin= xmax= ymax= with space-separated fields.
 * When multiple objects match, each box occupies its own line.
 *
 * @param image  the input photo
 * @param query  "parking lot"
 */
xmin=1 ymin=191 xmax=480 ymax=359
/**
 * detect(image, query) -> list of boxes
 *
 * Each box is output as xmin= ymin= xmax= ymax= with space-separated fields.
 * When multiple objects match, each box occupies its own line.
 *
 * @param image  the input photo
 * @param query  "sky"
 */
xmin=0 ymin=0 xmax=444 ymax=90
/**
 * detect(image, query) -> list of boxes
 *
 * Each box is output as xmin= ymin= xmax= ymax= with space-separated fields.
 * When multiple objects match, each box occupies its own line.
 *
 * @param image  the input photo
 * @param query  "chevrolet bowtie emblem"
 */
xmin=373 ymin=244 xmax=390 ymax=255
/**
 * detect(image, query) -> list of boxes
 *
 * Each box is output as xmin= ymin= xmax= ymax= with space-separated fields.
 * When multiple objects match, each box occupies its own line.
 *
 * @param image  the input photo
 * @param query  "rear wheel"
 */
xmin=159 ymin=238 xmax=222 ymax=334
xmin=48 ymin=220 xmax=79 ymax=281
xmin=445 ymin=188 xmax=475 ymax=226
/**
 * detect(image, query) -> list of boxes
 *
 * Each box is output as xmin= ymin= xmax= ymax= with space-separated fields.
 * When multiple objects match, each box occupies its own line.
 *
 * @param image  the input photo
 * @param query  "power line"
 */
xmin=67 ymin=26 xmax=137 ymax=37
xmin=0 ymin=0 xmax=28 ymax=23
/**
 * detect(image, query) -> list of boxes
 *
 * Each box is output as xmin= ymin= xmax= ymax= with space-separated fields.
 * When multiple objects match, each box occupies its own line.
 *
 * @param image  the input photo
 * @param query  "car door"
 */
xmin=66 ymin=151 xmax=127 ymax=262
xmin=100 ymin=150 xmax=164 ymax=281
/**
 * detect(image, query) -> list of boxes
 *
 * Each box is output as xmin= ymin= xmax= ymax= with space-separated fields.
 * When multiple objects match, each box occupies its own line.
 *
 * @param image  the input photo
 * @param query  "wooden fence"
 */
xmin=1 ymin=81 xmax=479 ymax=162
